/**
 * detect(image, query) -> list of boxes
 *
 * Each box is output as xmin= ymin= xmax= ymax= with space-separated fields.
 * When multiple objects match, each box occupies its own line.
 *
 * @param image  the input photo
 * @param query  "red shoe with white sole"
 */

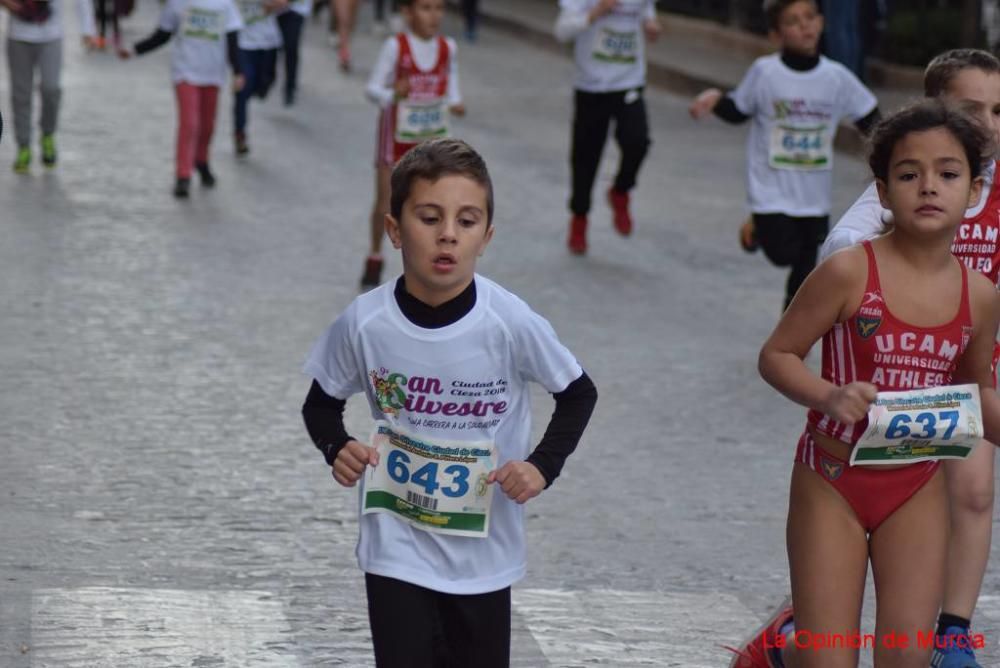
xmin=607 ymin=188 xmax=633 ymax=236
xmin=567 ymin=215 xmax=588 ymax=254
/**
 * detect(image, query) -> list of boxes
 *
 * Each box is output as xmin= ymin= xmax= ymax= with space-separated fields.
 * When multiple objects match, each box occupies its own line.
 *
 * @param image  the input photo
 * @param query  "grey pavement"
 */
xmin=0 ymin=2 xmax=998 ymax=667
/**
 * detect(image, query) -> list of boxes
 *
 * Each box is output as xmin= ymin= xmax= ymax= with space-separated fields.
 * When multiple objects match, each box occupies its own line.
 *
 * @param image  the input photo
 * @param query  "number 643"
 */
xmin=884 ymin=410 xmax=960 ymax=440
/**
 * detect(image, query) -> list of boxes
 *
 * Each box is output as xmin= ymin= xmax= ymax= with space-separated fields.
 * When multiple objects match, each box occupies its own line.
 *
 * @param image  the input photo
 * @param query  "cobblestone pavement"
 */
xmin=1 ymin=3 xmax=998 ymax=667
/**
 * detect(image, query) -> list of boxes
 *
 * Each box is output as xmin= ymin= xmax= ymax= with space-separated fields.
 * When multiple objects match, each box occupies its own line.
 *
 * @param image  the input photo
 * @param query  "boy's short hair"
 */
xmin=867 ymin=99 xmax=993 ymax=183
xmin=762 ymin=0 xmax=817 ymax=31
xmin=924 ymin=49 xmax=1000 ymax=98
xmin=390 ymin=138 xmax=495 ymax=225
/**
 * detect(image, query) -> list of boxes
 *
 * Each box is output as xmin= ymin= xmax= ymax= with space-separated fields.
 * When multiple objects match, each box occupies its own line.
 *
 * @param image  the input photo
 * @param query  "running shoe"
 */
xmin=12 ymin=147 xmax=30 ymax=174
xmin=195 ymin=162 xmax=216 ymax=187
xmin=930 ymin=626 xmax=981 ymax=668
xmin=40 ymin=135 xmax=56 ymax=167
xmin=607 ymin=187 xmax=632 ymax=236
xmin=725 ymin=599 xmax=792 ymax=668
xmin=567 ymin=215 xmax=588 ymax=255
xmin=235 ymin=132 xmax=249 ymax=156
xmin=173 ymin=177 xmax=190 ymax=199
xmin=284 ymin=88 xmax=296 ymax=107
xmin=360 ymin=255 xmax=384 ymax=289
xmin=740 ymin=217 xmax=759 ymax=253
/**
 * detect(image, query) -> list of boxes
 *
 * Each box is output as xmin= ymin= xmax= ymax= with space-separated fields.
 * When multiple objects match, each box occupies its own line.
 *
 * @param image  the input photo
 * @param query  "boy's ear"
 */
xmin=385 ymin=213 xmax=403 ymax=249
xmin=875 ymin=179 xmax=890 ymax=209
xmin=968 ymin=175 xmax=985 ymax=209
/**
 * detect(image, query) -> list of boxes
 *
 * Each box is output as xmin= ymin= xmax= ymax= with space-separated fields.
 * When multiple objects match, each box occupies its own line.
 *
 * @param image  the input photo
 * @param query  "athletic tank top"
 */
xmin=808 ymin=241 xmax=974 ymax=444
xmin=952 ymin=160 xmax=1000 ymax=285
xmin=391 ymin=33 xmax=450 ymax=162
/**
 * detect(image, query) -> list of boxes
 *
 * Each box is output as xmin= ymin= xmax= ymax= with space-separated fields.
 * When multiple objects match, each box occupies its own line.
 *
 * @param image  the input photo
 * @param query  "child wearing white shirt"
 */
xmin=303 ymin=139 xmax=597 ymax=667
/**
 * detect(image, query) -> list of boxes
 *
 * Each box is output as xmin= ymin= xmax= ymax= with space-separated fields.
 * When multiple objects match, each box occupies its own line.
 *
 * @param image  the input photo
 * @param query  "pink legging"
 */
xmin=174 ymin=82 xmax=219 ymax=179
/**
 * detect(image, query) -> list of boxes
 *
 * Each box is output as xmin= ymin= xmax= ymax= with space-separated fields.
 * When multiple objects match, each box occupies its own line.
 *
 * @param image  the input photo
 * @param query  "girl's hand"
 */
xmin=643 ymin=17 xmax=661 ymax=42
xmin=488 ymin=461 xmax=545 ymax=504
xmin=332 ymin=440 xmax=380 ymax=487
xmin=588 ymin=0 xmax=617 ymax=23
xmin=689 ymin=88 xmax=722 ymax=119
xmin=820 ymin=382 xmax=878 ymax=424
xmin=393 ymin=79 xmax=410 ymax=101
xmin=232 ymin=74 xmax=246 ymax=92
xmin=449 ymin=103 xmax=466 ymax=117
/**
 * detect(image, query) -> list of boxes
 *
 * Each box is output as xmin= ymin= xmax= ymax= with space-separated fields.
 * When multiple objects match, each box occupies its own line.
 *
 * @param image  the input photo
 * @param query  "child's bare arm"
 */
xmin=689 ymin=88 xmax=722 ymax=119
xmin=759 ymin=248 xmax=876 ymax=422
xmin=953 ymin=273 xmax=1000 ymax=444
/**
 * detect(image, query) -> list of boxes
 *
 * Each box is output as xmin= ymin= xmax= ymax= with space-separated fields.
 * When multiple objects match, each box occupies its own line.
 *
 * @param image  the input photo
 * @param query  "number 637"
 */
xmin=884 ymin=410 xmax=960 ymax=440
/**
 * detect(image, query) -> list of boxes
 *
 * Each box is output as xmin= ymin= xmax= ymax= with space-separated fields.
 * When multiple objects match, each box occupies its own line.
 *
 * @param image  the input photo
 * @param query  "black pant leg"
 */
xmin=570 ymin=90 xmax=613 ymax=216
xmin=611 ymin=89 xmax=651 ymax=194
xmin=277 ymin=11 xmax=304 ymax=96
xmin=366 ymin=573 xmax=441 ymax=668
xmin=784 ymin=215 xmax=829 ymax=309
xmin=440 ymin=587 xmax=511 ymax=668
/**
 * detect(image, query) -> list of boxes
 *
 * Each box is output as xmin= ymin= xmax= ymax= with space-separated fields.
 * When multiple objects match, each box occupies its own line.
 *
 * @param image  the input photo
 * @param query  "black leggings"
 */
xmin=570 ymin=88 xmax=651 ymax=216
xmin=753 ymin=213 xmax=829 ymax=310
xmin=277 ymin=11 xmax=304 ymax=96
xmin=365 ymin=573 xmax=511 ymax=668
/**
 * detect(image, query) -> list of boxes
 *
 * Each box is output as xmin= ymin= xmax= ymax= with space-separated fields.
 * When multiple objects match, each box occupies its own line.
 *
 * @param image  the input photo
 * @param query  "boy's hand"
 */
xmin=232 ymin=74 xmax=246 ymax=92
xmin=588 ymin=0 xmax=617 ymax=23
xmin=820 ymin=382 xmax=877 ymax=424
xmin=332 ymin=440 xmax=380 ymax=487
xmin=393 ymin=79 xmax=411 ymax=100
xmin=688 ymin=88 xmax=722 ymax=119
xmin=449 ymin=103 xmax=466 ymax=117
xmin=642 ymin=17 xmax=661 ymax=42
xmin=488 ymin=461 xmax=545 ymax=504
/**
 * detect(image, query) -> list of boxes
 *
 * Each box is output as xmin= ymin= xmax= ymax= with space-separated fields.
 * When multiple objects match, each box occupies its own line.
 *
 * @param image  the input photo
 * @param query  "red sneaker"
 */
xmin=607 ymin=188 xmax=633 ymax=236
xmin=567 ymin=215 xmax=588 ymax=255
xmin=725 ymin=599 xmax=793 ymax=668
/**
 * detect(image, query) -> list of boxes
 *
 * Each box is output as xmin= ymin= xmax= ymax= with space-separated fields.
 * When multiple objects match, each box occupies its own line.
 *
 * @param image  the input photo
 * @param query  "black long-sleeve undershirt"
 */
xmin=301 ymin=278 xmax=597 ymax=487
xmin=134 ymin=29 xmax=242 ymax=75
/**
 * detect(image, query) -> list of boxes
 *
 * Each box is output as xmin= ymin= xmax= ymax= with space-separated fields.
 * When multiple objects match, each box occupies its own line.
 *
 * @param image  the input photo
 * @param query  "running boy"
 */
xmin=819 ymin=48 xmax=1000 ymax=668
xmin=554 ymin=0 xmax=661 ymax=255
xmin=689 ymin=0 xmax=879 ymax=310
xmin=1 ymin=0 xmax=97 ymax=173
xmin=730 ymin=101 xmax=1000 ymax=668
xmin=302 ymin=138 xmax=598 ymax=666
xmin=125 ymin=0 xmax=244 ymax=197
xmin=233 ymin=0 xmax=286 ymax=155
xmin=360 ymin=0 xmax=463 ymax=288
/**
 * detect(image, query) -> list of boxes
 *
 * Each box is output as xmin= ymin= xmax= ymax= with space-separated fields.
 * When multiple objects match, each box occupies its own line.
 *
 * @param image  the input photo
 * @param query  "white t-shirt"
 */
xmin=7 ymin=0 xmax=95 ymax=43
xmin=159 ymin=0 xmax=244 ymax=86
xmin=820 ymin=160 xmax=998 ymax=261
xmin=236 ymin=0 xmax=281 ymax=50
xmin=286 ymin=0 xmax=310 ymax=17
xmin=365 ymin=32 xmax=461 ymax=109
xmin=730 ymin=54 xmax=877 ymax=217
xmin=555 ymin=0 xmax=656 ymax=93
xmin=303 ymin=275 xmax=583 ymax=595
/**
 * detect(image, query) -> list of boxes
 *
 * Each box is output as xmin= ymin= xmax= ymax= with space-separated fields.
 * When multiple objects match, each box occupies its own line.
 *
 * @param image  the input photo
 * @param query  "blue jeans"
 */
xmin=822 ymin=0 xmax=863 ymax=78
xmin=234 ymin=47 xmax=277 ymax=133
xmin=276 ymin=11 xmax=303 ymax=97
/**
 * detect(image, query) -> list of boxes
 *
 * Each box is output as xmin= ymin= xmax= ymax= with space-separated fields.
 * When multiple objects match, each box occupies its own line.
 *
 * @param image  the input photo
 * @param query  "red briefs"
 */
xmin=796 ymin=431 xmax=939 ymax=532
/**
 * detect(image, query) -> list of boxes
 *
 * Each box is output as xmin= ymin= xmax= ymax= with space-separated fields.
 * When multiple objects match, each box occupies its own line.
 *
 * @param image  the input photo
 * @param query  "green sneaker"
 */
xmin=13 ymin=147 xmax=30 ymax=173
xmin=40 ymin=135 xmax=56 ymax=167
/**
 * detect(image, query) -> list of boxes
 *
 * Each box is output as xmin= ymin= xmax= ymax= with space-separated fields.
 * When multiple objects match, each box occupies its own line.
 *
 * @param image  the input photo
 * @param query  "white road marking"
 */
xmin=513 ymin=589 xmax=756 ymax=667
xmin=30 ymin=587 xmax=300 ymax=667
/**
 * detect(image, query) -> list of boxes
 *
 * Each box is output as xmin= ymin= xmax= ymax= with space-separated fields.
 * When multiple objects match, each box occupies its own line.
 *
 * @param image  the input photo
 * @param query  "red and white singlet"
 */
xmin=808 ymin=241 xmax=974 ymax=444
xmin=952 ymin=160 xmax=1000 ymax=285
xmin=378 ymin=33 xmax=451 ymax=165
